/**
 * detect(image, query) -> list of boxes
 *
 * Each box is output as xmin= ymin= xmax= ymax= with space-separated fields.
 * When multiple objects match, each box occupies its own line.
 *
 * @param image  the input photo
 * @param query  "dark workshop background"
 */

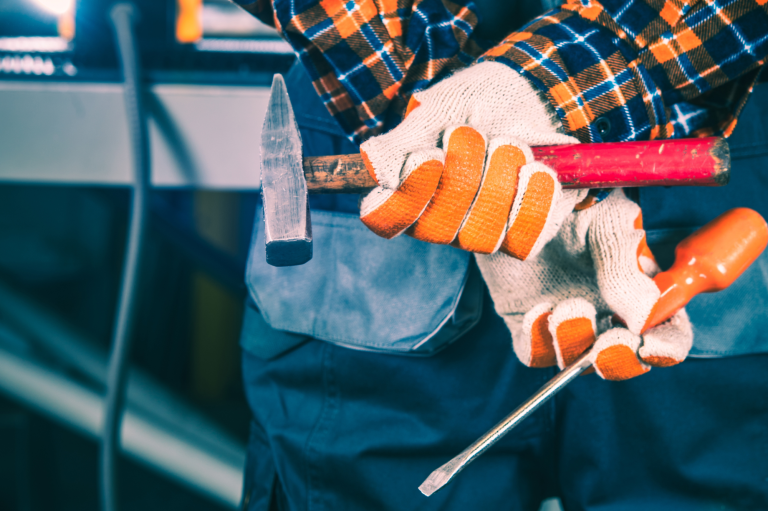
xmin=0 ymin=0 xmax=293 ymax=509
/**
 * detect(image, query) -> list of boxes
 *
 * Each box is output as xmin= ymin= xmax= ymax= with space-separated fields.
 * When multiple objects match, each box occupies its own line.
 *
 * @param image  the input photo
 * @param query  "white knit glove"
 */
xmin=477 ymin=189 xmax=694 ymax=381
xmin=358 ymin=61 xmax=586 ymax=260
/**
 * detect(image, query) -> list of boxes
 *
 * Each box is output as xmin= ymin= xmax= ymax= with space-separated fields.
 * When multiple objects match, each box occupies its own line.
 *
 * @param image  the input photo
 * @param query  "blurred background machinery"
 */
xmin=0 ymin=1 xmax=295 ymax=509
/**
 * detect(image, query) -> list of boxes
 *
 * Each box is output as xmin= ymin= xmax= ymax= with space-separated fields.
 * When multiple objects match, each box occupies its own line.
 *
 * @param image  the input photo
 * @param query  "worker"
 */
xmin=235 ymin=0 xmax=768 ymax=509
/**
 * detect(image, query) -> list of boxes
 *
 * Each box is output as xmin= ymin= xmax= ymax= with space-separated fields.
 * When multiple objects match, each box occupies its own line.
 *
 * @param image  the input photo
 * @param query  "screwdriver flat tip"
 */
xmin=418 ymin=470 xmax=449 ymax=497
xmin=419 ymin=455 xmax=468 ymax=497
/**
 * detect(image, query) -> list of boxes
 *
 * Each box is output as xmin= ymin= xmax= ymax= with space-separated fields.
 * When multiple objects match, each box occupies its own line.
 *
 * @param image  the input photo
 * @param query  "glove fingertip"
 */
xmin=639 ymin=355 xmax=682 ymax=368
xmin=500 ymin=163 xmax=559 ymax=261
xmin=638 ymin=309 xmax=692 ymax=367
xmin=517 ymin=303 xmax=557 ymax=368
xmin=549 ymin=298 xmax=597 ymax=369
xmin=592 ymin=328 xmax=650 ymax=381
xmin=409 ymin=127 xmax=485 ymax=245
xmin=594 ymin=344 xmax=651 ymax=380
xmin=455 ymin=137 xmax=528 ymax=254
xmin=486 ymin=136 xmax=534 ymax=165
xmin=360 ymin=150 xmax=444 ymax=239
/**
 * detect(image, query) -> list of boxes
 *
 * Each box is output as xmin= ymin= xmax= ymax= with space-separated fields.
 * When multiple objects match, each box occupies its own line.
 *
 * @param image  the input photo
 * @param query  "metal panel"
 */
xmin=0 ymin=81 xmax=267 ymax=189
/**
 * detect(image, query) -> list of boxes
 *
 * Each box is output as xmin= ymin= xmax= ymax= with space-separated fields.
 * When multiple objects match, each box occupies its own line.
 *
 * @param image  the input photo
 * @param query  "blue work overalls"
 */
xmin=238 ymin=62 xmax=768 ymax=511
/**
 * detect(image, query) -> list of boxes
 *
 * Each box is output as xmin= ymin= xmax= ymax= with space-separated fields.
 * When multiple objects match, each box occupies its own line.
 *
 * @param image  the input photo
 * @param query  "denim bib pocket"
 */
xmin=244 ymin=206 xmax=482 ymax=356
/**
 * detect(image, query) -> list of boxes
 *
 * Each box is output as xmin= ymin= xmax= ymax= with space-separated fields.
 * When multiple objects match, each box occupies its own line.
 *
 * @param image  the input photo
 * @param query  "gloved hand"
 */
xmin=358 ymin=61 xmax=586 ymax=260
xmin=476 ymin=189 xmax=694 ymax=380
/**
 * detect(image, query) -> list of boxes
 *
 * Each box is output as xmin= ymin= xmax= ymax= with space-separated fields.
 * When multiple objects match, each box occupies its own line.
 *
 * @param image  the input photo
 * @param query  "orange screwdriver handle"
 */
xmin=641 ymin=208 xmax=768 ymax=333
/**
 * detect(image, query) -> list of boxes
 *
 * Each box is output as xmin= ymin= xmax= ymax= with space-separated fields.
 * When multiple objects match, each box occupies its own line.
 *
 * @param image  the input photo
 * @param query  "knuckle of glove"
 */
xmin=359 ymin=91 xmax=445 ymax=190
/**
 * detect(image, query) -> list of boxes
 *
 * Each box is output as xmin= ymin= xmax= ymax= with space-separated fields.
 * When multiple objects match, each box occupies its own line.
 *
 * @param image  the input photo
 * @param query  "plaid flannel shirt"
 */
xmin=237 ymin=0 xmax=768 ymax=145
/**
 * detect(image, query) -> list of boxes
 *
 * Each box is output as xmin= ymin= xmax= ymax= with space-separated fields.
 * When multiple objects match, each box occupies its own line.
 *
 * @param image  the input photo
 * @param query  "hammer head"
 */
xmin=261 ymin=74 xmax=312 ymax=267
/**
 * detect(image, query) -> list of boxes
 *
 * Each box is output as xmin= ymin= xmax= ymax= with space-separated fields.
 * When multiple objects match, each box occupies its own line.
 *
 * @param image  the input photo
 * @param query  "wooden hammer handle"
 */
xmin=303 ymin=137 xmax=730 ymax=193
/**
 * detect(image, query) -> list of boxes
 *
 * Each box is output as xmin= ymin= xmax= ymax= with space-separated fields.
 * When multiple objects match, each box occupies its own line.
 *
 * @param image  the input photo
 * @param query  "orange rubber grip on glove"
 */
xmin=642 ymin=208 xmax=768 ymax=333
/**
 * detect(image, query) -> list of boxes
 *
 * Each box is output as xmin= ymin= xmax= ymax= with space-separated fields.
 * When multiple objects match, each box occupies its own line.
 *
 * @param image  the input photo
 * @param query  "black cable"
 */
xmin=102 ymin=5 xmax=149 ymax=511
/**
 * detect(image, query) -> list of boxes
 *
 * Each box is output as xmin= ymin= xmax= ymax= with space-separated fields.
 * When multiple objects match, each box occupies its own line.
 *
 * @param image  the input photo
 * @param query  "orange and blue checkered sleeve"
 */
xmin=480 ymin=0 xmax=768 ymax=143
xmin=237 ymin=0 xmax=767 ymax=145
xmin=234 ymin=0 xmax=487 ymax=144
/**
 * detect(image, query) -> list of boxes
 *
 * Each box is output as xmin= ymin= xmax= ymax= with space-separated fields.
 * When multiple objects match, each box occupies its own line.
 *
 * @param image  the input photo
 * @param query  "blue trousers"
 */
xmin=241 ymin=287 xmax=768 ymax=511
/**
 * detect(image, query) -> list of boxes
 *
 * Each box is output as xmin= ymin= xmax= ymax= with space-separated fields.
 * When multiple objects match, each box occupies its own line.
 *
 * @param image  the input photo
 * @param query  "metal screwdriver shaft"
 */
xmin=418 ymin=350 xmax=594 ymax=496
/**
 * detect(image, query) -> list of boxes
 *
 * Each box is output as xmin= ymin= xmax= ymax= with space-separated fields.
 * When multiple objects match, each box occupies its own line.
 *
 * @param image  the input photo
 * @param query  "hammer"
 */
xmin=261 ymin=74 xmax=731 ymax=267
